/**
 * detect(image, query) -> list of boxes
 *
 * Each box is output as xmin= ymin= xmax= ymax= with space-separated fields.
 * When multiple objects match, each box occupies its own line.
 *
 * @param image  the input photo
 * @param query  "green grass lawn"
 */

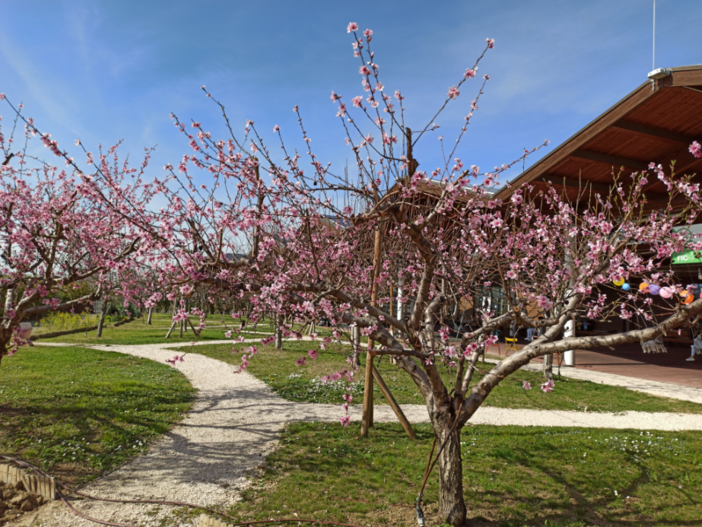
xmin=38 ymin=312 xmax=270 ymax=346
xmin=0 ymin=345 xmax=195 ymax=485
xmin=223 ymin=422 xmax=702 ymax=527
xmin=177 ymin=341 xmax=702 ymax=414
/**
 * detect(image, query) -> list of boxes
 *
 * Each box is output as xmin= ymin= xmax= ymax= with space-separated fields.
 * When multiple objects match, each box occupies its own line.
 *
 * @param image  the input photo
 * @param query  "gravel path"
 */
xmin=27 ymin=340 xmax=702 ymax=527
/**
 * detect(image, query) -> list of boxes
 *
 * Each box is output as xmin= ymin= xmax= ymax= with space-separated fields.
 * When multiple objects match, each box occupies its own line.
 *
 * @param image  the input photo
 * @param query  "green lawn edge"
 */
xmin=0 ymin=344 xmax=196 ymax=485
xmin=176 ymin=340 xmax=702 ymax=415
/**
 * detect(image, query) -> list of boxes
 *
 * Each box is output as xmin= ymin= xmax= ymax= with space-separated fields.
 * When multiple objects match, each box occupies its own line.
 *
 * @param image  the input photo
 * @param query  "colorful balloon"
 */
xmin=660 ymin=287 xmax=673 ymax=299
xmin=622 ymin=283 xmax=631 ymax=291
xmin=639 ymin=282 xmax=649 ymax=292
xmin=613 ymin=278 xmax=625 ymax=287
xmin=682 ymin=291 xmax=694 ymax=304
xmin=648 ymin=284 xmax=661 ymax=295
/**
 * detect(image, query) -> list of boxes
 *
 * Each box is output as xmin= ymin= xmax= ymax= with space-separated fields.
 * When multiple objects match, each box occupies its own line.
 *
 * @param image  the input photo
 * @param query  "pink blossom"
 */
xmin=273 ymin=125 xmax=280 ymax=132
xmin=486 ymin=38 xmax=495 ymax=48
xmin=339 ymin=416 xmax=351 ymax=427
xmin=523 ymin=381 xmax=532 ymax=390
xmin=308 ymin=349 xmax=318 ymax=360
xmin=536 ymin=295 xmax=553 ymax=311
xmin=464 ymin=68 xmax=477 ymax=79
xmin=295 ymin=357 xmax=306 ymax=366
xmin=363 ymin=29 xmax=373 ymax=40
xmin=541 ymin=380 xmax=554 ymax=393
xmin=690 ymin=141 xmax=702 ymax=159
xmin=347 ymin=22 xmax=358 ymax=33
xmin=330 ymin=91 xmax=342 ymax=102
xmin=352 ymin=96 xmax=363 ymax=108
xmin=359 ymin=65 xmax=371 ymax=76
xmin=447 ymin=86 xmax=460 ymax=99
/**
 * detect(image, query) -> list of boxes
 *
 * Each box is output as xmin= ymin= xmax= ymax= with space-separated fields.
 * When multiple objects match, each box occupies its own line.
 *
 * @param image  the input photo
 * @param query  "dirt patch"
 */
xmin=0 ymin=480 xmax=48 ymax=525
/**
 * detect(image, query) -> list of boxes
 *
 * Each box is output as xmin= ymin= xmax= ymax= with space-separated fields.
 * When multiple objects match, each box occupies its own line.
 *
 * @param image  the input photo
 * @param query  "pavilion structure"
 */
xmin=495 ymin=65 xmax=702 ymax=365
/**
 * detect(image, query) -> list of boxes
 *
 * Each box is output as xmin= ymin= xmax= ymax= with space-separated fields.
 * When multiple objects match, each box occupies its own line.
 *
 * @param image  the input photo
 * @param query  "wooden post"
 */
xmin=372 ymin=365 xmax=416 ymax=439
xmin=361 ymin=225 xmax=383 ymax=437
xmin=165 ymin=319 xmax=177 ymax=338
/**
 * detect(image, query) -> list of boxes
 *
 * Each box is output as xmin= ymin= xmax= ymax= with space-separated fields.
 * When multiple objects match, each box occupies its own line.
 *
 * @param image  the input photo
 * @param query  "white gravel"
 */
xmin=26 ymin=340 xmax=702 ymax=527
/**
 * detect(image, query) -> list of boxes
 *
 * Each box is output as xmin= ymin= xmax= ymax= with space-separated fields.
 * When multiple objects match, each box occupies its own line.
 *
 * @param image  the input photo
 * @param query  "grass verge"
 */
xmin=0 ymin=345 xmax=195 ymax=485
xmin=178 ymin=341 xmax=702 ymax=414
xmin=227 ymin=422 xmax=702 ymax=527
xmin=39 ymin=313 xmax=267 ymax=346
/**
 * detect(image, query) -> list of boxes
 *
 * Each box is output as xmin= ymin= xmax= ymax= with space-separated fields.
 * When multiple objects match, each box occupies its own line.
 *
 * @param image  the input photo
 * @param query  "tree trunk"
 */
xmin=543 ymin=353 xmax=554 ymax=382
xmin=147 ymin=307 xmax=153 ymax=325
xmin=436 ymin=422 xmax=467 ymax=527
xmin=96 ymin=302 xmax=110 ymax=338
xmin=275 ymin=314 xmax=283 ymax=349
xmin=4 ymin=288 xmax=14 ymax=313
xmin=0 ymin=338 xmax=7 ymax=367
xmin=351 ymin=326 xmax=361 ymax=367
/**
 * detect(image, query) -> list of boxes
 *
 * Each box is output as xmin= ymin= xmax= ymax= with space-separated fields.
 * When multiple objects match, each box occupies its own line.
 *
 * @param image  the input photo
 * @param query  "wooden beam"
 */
xmin=537 ymin=175 xmax=612 ymax=194
xmin=371 ymin=365 xmax=416 ymax=439
xmin=570 ymin=149 xmax=650 ymax=171
xmin=612 ymin=120 xmax=695 ymax=145
xmin=495 ymin=80 xmax=659 ymax=201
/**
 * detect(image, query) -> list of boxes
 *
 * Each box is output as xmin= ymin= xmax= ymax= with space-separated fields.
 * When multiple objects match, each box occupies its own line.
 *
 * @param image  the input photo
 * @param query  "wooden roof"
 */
xmin=495 ymin=65 xmax=702 ymax=212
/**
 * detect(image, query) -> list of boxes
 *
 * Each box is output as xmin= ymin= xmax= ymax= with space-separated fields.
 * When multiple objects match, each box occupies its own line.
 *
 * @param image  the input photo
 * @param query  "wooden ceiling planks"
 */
xmin=496 ymin=66 xmax=702 ymax=204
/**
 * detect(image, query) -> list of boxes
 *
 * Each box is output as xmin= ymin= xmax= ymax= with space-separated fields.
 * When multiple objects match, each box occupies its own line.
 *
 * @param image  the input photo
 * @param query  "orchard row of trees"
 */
xmin=2 ymin=26 xmax=702 ymax=526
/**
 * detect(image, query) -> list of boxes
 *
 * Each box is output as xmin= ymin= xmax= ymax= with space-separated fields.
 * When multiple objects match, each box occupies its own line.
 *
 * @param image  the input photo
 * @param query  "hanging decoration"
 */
xmin=660 ymin=286 xmax=673 ymax=299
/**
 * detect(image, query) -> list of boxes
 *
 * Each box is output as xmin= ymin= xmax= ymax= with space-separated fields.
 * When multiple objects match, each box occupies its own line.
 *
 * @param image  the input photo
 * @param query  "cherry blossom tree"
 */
xmin=103 ymin=25 xmax=702 ymax=525
xmin=4 ymin=26 xmax=702 ymax=526
xmin=0 ymin=98 xmax=151 ymax=361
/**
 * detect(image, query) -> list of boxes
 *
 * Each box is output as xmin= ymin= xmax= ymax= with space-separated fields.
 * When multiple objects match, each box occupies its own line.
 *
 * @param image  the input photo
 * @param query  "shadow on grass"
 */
xmin=0 ymin=346 xmax=195 ymax=485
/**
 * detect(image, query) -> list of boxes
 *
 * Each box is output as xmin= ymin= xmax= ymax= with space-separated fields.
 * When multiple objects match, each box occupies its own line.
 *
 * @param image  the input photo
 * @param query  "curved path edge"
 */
xmin=26 ymin=340 xmax=702 ymax=527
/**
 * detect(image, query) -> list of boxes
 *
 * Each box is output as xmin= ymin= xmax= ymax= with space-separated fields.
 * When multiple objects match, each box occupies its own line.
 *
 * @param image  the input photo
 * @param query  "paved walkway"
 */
xmin=26 ymin=339 xmax=702 ymax=527
xmin=489 ymin=340 xmax=702 ymax=390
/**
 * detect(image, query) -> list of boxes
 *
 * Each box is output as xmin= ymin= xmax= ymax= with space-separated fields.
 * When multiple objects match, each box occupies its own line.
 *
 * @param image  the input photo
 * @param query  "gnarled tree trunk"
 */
xmin=543 ymin=353 xmax=553 ymax=382
xmin=436 ymin=423 xmax=466 ymax=527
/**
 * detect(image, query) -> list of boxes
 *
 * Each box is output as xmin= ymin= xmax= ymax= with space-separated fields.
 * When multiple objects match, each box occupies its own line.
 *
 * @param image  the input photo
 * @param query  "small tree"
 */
xmin=0 ymin=98 xmax=149 ymax=362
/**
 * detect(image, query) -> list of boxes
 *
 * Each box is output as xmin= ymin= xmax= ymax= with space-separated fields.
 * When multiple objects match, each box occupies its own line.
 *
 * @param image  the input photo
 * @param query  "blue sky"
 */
xmin=1 ymin=0 xmax=701 ymax=187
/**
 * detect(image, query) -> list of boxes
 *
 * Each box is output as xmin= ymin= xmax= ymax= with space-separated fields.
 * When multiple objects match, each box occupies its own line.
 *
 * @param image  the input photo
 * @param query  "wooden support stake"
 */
xmin=372 ymin=365 xmax=416 ymax=439
xmin=361 ymin=225 xmax=383 ymax=437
